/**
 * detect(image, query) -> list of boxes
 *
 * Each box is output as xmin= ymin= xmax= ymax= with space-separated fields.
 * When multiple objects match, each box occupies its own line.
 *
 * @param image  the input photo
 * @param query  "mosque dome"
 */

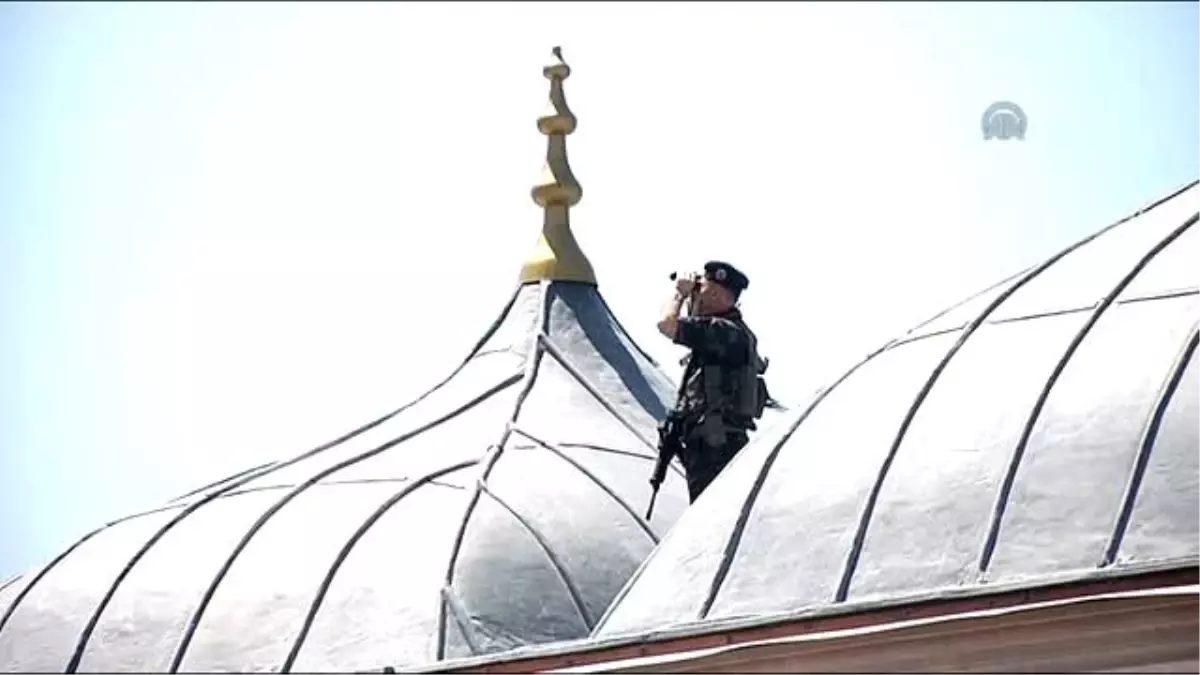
xmin=592 ymin=179 xmax=1199 ymax=639
xmin=0 ymin=48 xmax=694 ymax=673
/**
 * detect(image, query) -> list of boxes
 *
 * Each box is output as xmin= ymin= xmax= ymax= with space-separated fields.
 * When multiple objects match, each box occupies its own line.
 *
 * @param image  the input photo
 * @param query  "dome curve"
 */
xmin=593 ymin=179 xmax=1200 ymax=638
xmin=0 ymin=48 xmax=697 ymax=673
xmin=0 ymin=280 xmax=692 ymax=673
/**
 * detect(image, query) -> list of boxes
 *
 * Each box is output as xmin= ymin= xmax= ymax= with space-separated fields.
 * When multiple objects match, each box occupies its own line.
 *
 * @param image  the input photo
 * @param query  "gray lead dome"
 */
xmin=595 ymin=180 xmax=1200 ymax=637
xmin=0 ymin=280 xmax=691 ymax=672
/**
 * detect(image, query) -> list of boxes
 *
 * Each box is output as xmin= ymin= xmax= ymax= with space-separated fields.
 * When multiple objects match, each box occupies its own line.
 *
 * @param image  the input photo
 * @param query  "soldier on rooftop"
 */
xmin=654 ymin=261 xmax=770 ymax=502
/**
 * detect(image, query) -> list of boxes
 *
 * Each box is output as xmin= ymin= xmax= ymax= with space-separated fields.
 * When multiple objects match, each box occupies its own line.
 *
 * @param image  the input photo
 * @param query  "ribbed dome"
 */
xmin=0 ymin=280 xmax=693 ymax=672
xmin=594 ymin=180 xmax=1199 ymax=638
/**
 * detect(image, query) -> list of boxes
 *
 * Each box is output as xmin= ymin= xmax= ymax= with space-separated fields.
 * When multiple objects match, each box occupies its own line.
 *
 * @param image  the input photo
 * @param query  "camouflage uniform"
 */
xmin=671 ymin=305 xmax=757 ymax=501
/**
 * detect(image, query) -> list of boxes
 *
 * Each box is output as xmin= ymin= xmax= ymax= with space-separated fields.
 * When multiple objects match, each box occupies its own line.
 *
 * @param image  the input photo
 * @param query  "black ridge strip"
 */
xmin=435 ymin=282 xmax=552 ymax=661
xmin=992 ymin=304 xmax=1114 ymax=325
xmin=0 ymin=575 xmax=21 ymax=595
xmin=537 ymin=334 xmax=658 ymax=453
xmin=210 ymin=477 xmax=467 ymax=503
xmin=0 ymin=501 xmax=186 ymax=641
xmin=888 ymin=177 xmax=1198 ymax=347
xmin=979 ymin=213 xmax=1198 ymax=574
xmin=155 ymin=372 xmax=523 ymax=674
xmin=891 ymin=287 xmax=1200 ymax=348
xmin=279 ymin=459 xmax=480 ymax=673
xmin=559 ymin=442 xmax=685 ymax=478
xmin=693 ymin=343 xmax=895 ymax=621
xmin=694 ymin=183 xmax=1199 ymax=621
xmin=168 ymin=284 xmax=523 ymax=507
xmin=1121 ymin=286 xmax=1200 ymax=304
xmin=168 ymin=461 xmax=276 ymax=504
xmin=597 ymin=340 xmax=1128 ymax=635
xmin=1103 ymin=328 xmax=1200 ymax=567
xmin=511 ymin=426 xmax=659 ymax=544
xmin=48 ymin=285 xmax=522 ymax=671
xmin=902 ymin=262 xmax=1039 ymax=337
xmin=441 ymin=585 xmax=483 ymax=658
xmin=592 ymin=285 xmax=1018 ymax=632
xmin=481 ymin=484 xmax=595 ymax=630
xmin=831 ymin=204 xmax=1160 ymax=603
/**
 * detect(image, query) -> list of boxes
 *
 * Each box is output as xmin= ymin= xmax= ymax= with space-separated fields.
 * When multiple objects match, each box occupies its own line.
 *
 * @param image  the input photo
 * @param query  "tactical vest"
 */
xmin=701 ymin=320 xmax=770 ymax=424
xmin=677 ymin=317 xmax=771 ymax=445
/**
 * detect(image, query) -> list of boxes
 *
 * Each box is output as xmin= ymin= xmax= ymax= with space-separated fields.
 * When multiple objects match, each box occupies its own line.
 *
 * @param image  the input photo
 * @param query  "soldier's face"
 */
xmin=695 ymin=278 xmax=734 ymax=315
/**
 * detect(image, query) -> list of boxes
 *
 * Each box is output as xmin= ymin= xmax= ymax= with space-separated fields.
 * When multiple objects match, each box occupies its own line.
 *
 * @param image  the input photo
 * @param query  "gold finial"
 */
xmin=519 ymin=46 xmax=597 ymax=286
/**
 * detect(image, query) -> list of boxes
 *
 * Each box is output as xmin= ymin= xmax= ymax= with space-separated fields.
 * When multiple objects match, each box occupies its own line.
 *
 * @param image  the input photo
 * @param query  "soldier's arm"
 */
xmin=656 ymin=291 xmax=689 ymax=339
xmin=673 ymin=317 xmax=750 ymax=365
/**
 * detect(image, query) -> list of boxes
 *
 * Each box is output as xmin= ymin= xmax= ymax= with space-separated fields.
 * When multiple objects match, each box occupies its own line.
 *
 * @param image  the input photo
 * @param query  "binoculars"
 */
xmin=668 ymin=272 xmax=702 ymax=282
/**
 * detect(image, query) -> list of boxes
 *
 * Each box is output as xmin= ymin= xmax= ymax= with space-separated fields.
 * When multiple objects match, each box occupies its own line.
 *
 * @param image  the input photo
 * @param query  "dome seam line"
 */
xmin=895 ymin=287 xmax=1200 ymax=349
xmin=1102 ymin=325 xmax=1200 ymax=567
xmin=168 ymin=283 xmax=524 ymax=509
xmin=0 ymin=499 xmax=184 ymax=638
xmin=557 ymin=442 xmax=685 ymax=479
xmin=695 ymin=341 xmax=896 ymax=621
xmin=280 ymin=458 xmax=482 ymax=672
xmin=510 ymin=425 xmax=660 ymax=544
xmin=441 ymin=586 xmax=484 ymax=657
xmin=159 ymin=371 xmax=525 ymax=673
xmin=435 ymin=281 xmax=553 ymax=661
xmin=832 ymin=198 xmax=1166 ymax=603
xmin=978 ymin=212 xmax=1199 ymax=576
xmin=535 ymin=334 xmax=658 ymax=454
xmin=480 ymin=484 xmax=596 ymax=630
xmin=46 ymin=285 xmax=529 ymax=670
xmin=697 ymin=184 xmax=1197 ymax=621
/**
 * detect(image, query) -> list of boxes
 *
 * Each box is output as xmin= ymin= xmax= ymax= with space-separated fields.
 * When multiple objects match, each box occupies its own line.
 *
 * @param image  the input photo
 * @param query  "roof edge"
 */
xmin=404 ymin=560 xmax=1198 ymax=673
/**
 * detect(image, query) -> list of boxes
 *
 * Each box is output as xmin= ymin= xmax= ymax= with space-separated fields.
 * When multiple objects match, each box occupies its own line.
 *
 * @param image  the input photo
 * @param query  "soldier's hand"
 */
xmin=674 ymin=276 xmax=697 ymax=297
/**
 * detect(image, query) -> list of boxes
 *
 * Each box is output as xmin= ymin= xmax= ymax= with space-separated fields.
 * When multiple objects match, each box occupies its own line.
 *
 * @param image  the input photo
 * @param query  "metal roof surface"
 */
xmin=593 ymin=179 xmax=1200 ymax=639
xmin=0 ymin=280 xmax=693 ymax=672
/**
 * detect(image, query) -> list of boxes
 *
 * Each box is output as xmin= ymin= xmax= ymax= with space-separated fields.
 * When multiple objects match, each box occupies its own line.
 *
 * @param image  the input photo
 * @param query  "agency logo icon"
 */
xmin=982 ymin=101 xmax=1027 ymax=141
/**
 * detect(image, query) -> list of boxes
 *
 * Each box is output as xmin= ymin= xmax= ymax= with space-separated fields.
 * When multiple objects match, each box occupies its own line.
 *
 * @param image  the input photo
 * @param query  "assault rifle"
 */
xmin=646 ymin=414 xmax=684 ymax=520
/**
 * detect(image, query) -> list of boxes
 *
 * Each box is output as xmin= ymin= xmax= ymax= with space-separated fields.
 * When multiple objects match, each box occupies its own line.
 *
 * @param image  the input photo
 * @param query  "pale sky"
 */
xmin=1 ymin=1 xmax=1197 ymax=578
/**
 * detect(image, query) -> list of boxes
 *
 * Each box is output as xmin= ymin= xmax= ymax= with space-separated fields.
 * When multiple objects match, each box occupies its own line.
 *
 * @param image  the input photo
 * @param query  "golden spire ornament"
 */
xmin=518 ymin=46 xmax=597 ymax=285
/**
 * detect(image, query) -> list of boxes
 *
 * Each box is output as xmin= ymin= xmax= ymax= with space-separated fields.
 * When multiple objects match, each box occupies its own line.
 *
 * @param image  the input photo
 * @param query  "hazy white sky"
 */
xmin=1 ymin=1 xmax=1197 ymax=577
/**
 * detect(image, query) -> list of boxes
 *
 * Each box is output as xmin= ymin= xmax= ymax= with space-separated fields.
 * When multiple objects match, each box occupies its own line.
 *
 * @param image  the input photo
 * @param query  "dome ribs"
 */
xmin=479 ymin=484 xmax=595 ymax=629
xmin=441 ymin=586 xmax=483 ymax=657
xmin=47 ymin=286 xmax=531 ymax=671
xmin=164 ymin=284 xmax=524 ymax=509
xmin=167 ymin=461 xmax=276 ymax=505
xmin=979 ymin=213 xmax=1198 ymax=576
xmin=694 ymin=183 xmax=1200 ymax=623
xmin=156 ymin=371 xmax=524 ymax=674
xmin=509 ymin=426 xmax=660 ymax=545
xmin=832 ymin=200 xmax=1159 ymax=604
xmin=696 ymin=341 xmax=894 ymax=620
xmin=436 ymin=281 xmax=553 ymax=661
xmin=1103 ymin=326 xmax=1199 ymax=568
xmin=535 ymin=334 xmax=658 ymax=454
xmin=0 ymin=575 xmax=20 ymax=595
xmin=891 ymin=287 xmax=1200 ymax=350
xmin=689 ymin=275 xmax=1088 ymax=621
xmin=556 ymin=442 xmax=684 ymax=479
xmin=0 ymin=501 xmax=186 ymax=647
xmin=279 ymin=458 xmax=481 ymax=672
xmin=904 ymin=263 xmax=1040 ymax=338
